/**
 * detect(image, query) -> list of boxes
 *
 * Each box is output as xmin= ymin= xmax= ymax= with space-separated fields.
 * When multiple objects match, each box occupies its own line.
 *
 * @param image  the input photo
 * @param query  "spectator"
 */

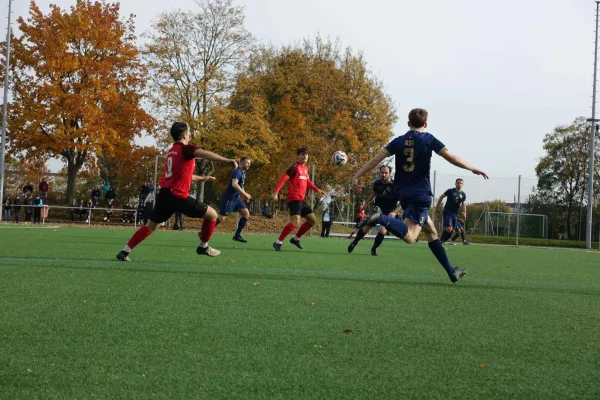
xmin=102 ymin=183 xmax=110 ymax=197
xmin=32 ymin=194 xmax=43 ymax=224
xmin=321 ymin=208 xmax=333 ymax=238
xmin=262 ymin=202 xmax=272 ymax=219
xmin=3 ymin=196 xmax=12 ymax=223
xmin=24 ymin=193 xmax=33 ymax=223
xmin=91 ymin=186 xmax=100 ymax=207
xmin=105 ymin=186 xmax=115 ymax=207
xmin=23 ymin=182 xmax=33 ymax=195
xmin=39 ymin=178 xmax=49 ymax=198
xmin=71 ymin=199 xmax=87 ymax=221
xmin=173 ymin=212 xmax=183 ymax=230
xmin=13 ymin=196 xmax=21 ymax=224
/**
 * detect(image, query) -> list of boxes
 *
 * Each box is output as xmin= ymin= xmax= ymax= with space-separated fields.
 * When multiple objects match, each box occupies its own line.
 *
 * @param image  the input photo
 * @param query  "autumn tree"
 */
xmin=144 ymin=0 xmax=254 ymax=200
xmin=6 ymin=1 xmax=154 ymax=203
xmin=535 ymin=117 xmax=600 ymax=239
xmin=225 ymin=37 xmax=397 ymax=200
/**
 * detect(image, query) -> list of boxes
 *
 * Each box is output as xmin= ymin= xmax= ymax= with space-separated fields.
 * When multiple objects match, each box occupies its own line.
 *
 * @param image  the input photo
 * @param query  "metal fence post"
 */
xmin=516 ymin=175 xmax=522 ymax=247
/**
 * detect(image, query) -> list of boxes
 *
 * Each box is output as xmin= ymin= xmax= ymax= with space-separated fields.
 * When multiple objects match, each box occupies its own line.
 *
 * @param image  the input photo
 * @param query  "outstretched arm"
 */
xmin=272 ymin=174 xmax=290 ymax=200
xmin=192 ymin=175 xmax=216 ymax=183
xmin=438 ymin=149 xmax=488 ymax=179
xmin=435 ymin=194 xmax=446 ymax=213
xmin=307 ymin=179 xmax=327 ymax=196
xmin=193 ymin=148 xmax=238 ymax=169
xmin=352 ymin=149 xmax=391 ymax=193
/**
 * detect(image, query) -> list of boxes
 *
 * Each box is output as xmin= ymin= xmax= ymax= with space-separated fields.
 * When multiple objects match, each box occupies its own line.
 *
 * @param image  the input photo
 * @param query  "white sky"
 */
xmin=0 ymin=0 xmax=594 ymax=180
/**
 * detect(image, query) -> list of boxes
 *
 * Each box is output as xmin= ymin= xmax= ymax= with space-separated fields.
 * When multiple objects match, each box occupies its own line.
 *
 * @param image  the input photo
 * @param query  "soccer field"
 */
xmin=1 ymin=226 xmax=599 ymax=399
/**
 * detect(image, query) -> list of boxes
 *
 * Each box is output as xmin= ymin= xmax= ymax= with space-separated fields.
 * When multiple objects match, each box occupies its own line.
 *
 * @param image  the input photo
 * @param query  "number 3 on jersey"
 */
xmin=165 ymin=156 xmax=173 ymax=178
xmin=403 ymin=148 xmax=415 ymax=172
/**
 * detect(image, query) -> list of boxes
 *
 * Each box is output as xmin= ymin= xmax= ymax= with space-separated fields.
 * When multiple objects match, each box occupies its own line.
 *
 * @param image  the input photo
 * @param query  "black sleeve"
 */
xmin=285 ymin=163 xmax=298 ymax=178
xmin=182 ymin=145 xmax=198 ymax=161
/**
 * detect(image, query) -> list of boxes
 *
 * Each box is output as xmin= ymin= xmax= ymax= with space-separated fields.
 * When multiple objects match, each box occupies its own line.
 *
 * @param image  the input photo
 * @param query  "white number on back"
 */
xmin=165 ymin=156 xmax=173 ymax=178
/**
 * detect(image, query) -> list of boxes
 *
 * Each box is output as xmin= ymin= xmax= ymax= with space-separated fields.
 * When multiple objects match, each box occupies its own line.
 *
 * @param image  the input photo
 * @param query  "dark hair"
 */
xmin=240 ymin=156 xmax=251 ymax=163
xmin=456 ymin=178 xmax=464 ymax=183
xmin=170 ymin=122 xmax=188 ymax=141
xmin=296 ymin=147 xmax=309 ymax=155
xmin=408 ymin=108 xmax=428 ymax=128
xmin=379 ymin=165 xmax=391 ymax=173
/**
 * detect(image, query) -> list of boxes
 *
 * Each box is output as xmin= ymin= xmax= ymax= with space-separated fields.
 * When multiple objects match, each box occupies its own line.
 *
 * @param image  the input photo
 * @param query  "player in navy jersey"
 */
xmin=434 ymin=178 xmax=470 ymax=245
xmin=348 ymin=165 xmax=402 ymax=256
xmin=352 ymin=108 xmax=488 ymax=283
xmin=116 ymin=122 xmax=238 ymax=261
xmin=216 ymin=157 xmax=252 ymax=243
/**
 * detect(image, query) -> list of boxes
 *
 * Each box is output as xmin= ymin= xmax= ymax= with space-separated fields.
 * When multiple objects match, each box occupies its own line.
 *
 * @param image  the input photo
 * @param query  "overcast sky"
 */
xmin=0 ymin=0 xmax=594 ymax=180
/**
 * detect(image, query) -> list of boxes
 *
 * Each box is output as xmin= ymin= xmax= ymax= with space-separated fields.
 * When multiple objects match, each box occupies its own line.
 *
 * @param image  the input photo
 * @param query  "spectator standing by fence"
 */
xmin=91 ymin=186 xmax=100 ymax=207
xmin=23 ymin=183 xmax=33 ymax=195
xmin=3 ymin=196 xmax=12 ymax=223
xmin=33 ymin=194 xmax=43 ymax=224
xmin=39 ymin=178 xmax=49 ymax=199
xmin=13 ymin=196 xmax=21 ymax=223
xmin=24 ymin=194 xmax=33 ymax=223
xmin=321 ymin=208 xmax=333 ymax=238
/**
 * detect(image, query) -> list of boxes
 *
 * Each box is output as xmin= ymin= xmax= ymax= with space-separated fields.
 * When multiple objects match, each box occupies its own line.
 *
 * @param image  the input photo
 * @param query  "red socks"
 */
xmin=278 ymin=223 xmax=296 ymax=241
xmin=200 ymin=220 xmax=217 ymax=243
xmin=295 ymin=222 xmax=312 ymax=238
xmin=127 ymin=225 xmax=152 ymax=250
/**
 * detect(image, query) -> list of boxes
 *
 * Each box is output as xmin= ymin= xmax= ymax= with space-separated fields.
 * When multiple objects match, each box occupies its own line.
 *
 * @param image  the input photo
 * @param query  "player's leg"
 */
xmin=361 ymin=206 xmax=420 ymax=244
xmin=440 ymin=213 xmax=454 ymax=243
xmin=117 ymin=190 xmax=171 ymax=261
xmin=274 ymin=202 xmax=302 ymax=251
xmin=422 ymin=217 xmax=467 ymax=282
xmin=233 ymin=201 xmax=250 ymax=242
xmin=216 ymin=197 xmax=230 ymax=228
xmin=195 ymin=206 xmax=221 ymax=256
xmin=290 ymin=204 xmax=316 ymax=249
xmin=371 ymin=225 xmax=387 ymax=256
xmin=348 ymin=225 xmax=372 ymax=253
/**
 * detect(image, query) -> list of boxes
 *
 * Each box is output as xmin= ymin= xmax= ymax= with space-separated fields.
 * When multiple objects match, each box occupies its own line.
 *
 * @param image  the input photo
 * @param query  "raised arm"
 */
xmin=438 ymin=149 xmax=488 ymax=179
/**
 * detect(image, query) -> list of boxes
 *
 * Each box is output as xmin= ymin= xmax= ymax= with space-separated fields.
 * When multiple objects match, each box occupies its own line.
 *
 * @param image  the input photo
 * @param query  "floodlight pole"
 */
xmin=0 ymin=0 xmax=13 ymax=222
xmin=586 ymin=0 xmax=600 ymax=249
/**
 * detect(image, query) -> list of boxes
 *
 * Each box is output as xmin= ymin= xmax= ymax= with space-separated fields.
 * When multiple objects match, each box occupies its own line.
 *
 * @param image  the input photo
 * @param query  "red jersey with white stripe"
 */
xmin=274 ymin=163 xmax=320 ymax=202
xmin=159 ymin=142 xmax=197 ymax=198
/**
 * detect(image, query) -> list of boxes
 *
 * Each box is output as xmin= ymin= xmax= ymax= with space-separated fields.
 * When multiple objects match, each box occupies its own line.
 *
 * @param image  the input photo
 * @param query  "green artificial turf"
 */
xmin=0 ymin=226 xmax=599 ymax=399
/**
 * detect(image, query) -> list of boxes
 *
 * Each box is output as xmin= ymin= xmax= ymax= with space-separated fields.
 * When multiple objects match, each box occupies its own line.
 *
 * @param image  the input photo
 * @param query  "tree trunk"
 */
xmin=194 ymin=159 xmax=213 ymax=202
xmin=63 ymin=150 xmax=87 ymax=205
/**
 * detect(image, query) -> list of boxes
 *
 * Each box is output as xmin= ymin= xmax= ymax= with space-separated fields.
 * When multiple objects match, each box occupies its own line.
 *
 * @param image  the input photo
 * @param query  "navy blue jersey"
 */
xmin=223 ymin=168 xmax=245 ymax=199
xmin=385 ymin=131 xmax=446 ymax=199
xmin=443 ymin=188 xmax=466 ymax=214
xmin=372 ymin=179 xmax=399 ymax=212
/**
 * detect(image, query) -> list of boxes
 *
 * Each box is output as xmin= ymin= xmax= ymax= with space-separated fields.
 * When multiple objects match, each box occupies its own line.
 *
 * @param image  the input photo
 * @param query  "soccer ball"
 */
xmin=331 ymin=151 xmax=348 ymax=166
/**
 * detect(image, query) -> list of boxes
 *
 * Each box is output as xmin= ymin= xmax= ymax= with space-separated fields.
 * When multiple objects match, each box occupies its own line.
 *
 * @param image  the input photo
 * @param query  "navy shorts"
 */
xmin=218 ymin=196 xmax=247 ymax=216
xmin=443 ymin=213 xmax=458 ymax=229
xmin=400 ymin=196 xmax=431 ymax=227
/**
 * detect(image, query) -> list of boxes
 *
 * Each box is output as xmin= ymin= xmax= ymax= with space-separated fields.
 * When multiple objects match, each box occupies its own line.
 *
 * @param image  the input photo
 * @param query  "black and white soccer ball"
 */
xmin=331 ymin=151 xmax=348 ymax=166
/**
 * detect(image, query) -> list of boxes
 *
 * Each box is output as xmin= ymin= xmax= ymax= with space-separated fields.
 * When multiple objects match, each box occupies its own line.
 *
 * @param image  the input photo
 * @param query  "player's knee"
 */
xmin=446 ymin=227 xmax=453 ymax=233
xmin=204 ymin=207 xmax=217 ymax=221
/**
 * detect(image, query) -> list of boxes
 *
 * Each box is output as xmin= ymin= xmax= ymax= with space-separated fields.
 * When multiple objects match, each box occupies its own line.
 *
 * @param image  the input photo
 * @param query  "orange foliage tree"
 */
xmin=222 ymin=37 xmax=397 ymax=202
xmin=6 ymin=1 xmax=154 ymax=203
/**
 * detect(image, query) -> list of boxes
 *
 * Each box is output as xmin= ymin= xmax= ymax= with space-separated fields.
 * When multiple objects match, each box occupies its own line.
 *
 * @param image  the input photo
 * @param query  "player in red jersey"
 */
xmin=116 ymin=122 xmax=238 ymax=261
xmin=271 ymin=147 xmax=327 ymax=252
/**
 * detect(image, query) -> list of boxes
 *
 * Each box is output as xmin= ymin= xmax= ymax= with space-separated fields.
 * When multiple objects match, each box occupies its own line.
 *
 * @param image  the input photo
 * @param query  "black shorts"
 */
xmin=150 ymin=189 xmax=208 ymax=224
xmin=288 ymin=200 xmax=313 ymax=218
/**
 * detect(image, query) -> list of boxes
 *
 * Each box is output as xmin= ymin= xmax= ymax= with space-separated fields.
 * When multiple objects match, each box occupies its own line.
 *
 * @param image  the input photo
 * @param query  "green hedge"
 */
xmin=465 ymin=235 xmax=599 ymax=249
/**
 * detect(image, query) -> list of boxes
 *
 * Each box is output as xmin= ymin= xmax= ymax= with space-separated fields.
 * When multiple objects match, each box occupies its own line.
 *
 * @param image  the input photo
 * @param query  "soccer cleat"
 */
xmin=290 ymin=237 xmax=303 ymax=249
xmin=233 ymin=235 xmax=248 ymax=243
xmin=273 ymin=242 xmax=282 ymax=252
xmin=448 ymin=241 xmax=457 ymax=246
xmin=358 ymin=206 xmax=382 ymax=229
xmin=116 ymin=251 xmax=131 ymax=262
xmin=449 ymin=268 xmax=468 ymax=283
xmin=196 ymin=246 xmax=221 ymax=257
xmin=371 ymin=248 xmax=379 ymax=256
xmin=463 ymin=241 xmax=471 ymax=245
xmin=348 ymin=242 xmax=356 ymax=253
